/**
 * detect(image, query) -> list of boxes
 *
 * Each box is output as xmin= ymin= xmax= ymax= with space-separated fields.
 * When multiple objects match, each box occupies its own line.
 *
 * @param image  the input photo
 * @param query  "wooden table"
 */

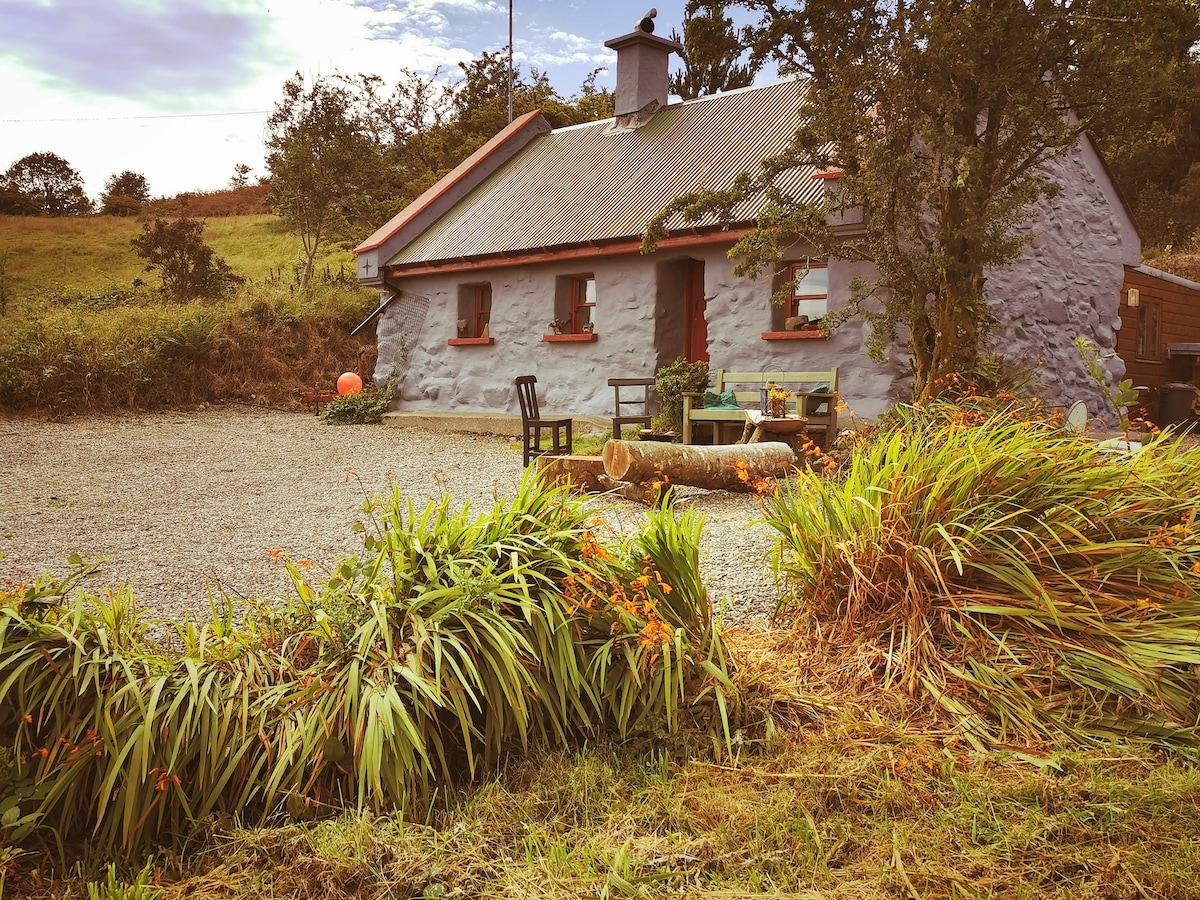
xmin=737 ymin=410 xmax=809 ymax=447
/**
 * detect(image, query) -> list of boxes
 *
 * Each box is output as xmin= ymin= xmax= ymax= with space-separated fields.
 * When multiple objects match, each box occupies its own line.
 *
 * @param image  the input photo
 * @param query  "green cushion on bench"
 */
xmin=704 ymin=389 xmax=741 ymax=410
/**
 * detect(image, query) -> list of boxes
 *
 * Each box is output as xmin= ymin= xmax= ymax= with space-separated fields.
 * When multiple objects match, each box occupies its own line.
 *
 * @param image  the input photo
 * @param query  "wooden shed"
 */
xmin=1117 ymin=264 xmax=1200 ymax=425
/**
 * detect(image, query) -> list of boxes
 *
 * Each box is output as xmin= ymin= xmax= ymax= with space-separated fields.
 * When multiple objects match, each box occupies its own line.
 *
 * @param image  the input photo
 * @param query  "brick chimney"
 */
xmin=604 ymin=27 xmax=682 ymax=119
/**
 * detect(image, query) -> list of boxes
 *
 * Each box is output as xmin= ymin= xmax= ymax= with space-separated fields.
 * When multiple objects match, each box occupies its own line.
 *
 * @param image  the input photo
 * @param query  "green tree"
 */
xmin=347 ymin=69 xmax=458 ymax=227
xmin=130 ymin=217 xmax=243 ymax=300
xmin=229 ymin=163 xmax=252 ymax=189
xmin=0 ymin=184 xmax=40 ymax=215
xmin=669 ymin=0 xmax=762 ymax=100
xmin=1080 ymin=1 xmax=1200 ymax=248
xmin=3 ymin=152 xmax=91 ymax=216
xmin=266 ymin=71 xmax=375 ymax=289
xmin=100 ymin=170 xmax=151 ymax=216
xmin=349 ymin=59 xmax=613 ymax=229
xmin=647 ymin=0 xmax=1197 ymax=400
xmin=448 ymin=51 xmax=584 ymax=150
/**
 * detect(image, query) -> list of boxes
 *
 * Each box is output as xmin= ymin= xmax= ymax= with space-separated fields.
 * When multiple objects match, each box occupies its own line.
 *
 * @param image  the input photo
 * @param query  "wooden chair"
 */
xmin=608 ymin=377 xmax=656 ymax=439
xmin=515 ymin=375 xmax=573 ymax=466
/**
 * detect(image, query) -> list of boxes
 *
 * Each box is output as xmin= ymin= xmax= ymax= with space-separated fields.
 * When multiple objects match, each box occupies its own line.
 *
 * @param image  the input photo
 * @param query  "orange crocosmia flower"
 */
xmin=267 ymin=548 xmax=282 ymax=559
xmin=298 ymin=558 xmax=313 ymax=571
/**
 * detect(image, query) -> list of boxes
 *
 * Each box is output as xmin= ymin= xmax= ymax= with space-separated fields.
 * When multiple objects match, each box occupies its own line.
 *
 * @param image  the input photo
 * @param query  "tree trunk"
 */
xmin=602 ymin=440 xmax=794 ymax=492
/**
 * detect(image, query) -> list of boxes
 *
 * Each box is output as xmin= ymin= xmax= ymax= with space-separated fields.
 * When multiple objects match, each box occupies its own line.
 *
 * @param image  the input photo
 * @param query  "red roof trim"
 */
xmin=355 ymin=109 xmax=547 ymax=254
xmin=812 ymin=168 xmax=844 ymax=180
xmin=381 ymin=226 xmax=757 ymax=277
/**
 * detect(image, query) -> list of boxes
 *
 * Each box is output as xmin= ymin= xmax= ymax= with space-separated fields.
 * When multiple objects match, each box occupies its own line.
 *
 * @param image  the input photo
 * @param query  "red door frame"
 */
xmin=683 ymin=261 xmax=708 ymax=363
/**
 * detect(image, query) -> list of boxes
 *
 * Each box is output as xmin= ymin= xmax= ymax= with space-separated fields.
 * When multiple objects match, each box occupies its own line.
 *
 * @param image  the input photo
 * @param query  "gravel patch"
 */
xmin=0 ymin=407 xmax=782 ymax=627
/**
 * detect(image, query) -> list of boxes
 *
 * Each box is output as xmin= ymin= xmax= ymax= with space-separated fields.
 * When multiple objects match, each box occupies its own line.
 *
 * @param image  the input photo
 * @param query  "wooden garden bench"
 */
xmin=682 ymin=368 xmax=839 ymax=449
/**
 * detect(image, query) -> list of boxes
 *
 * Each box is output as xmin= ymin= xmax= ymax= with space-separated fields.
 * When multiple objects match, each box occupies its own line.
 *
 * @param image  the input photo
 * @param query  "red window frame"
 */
xmin=786 ymin=259 xmax=828 ymax=319
xmin=569 ymin=275 xmax=595 ymax=334
xmin=471 ymin=283 xmax=492 ymax=338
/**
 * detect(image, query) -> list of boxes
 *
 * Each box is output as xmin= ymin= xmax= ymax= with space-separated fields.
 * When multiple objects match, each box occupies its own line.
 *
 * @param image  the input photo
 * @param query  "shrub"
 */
xmin=762 ymin=405 xmax=1200 ymax=753
xmin=0 ymin=476 xmax=730 ymax=855
xmin=130 ymin=218 xmax=245 ymax=301
xmin=319 ymin=384 xmax=392 ymax=425
xmin=653 ymin=357 xmax=710 ymax=433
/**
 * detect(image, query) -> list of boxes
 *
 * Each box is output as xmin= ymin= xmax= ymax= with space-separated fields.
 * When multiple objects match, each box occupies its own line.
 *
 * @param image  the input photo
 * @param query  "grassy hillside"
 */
xmin=0 ymin=214 xmax=335 ymax=302
xmin=0 ymin=214 xmax=377 ymax=414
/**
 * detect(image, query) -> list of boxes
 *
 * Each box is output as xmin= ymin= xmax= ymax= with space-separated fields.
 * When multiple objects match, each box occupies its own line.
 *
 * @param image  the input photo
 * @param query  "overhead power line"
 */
xmin=0 ymin=110 xmax=270 ymax=124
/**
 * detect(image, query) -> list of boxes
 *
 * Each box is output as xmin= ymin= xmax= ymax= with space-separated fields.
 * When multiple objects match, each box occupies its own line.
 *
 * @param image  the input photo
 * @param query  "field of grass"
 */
xmin=0 ymin=214 xmax=375 ymax=412
xmin=0 ymin=214 xmax=354 ymax=304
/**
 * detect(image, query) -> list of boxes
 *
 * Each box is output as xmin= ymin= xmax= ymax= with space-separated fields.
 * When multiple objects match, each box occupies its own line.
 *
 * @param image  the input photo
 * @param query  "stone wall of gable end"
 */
xmin=984 ymin=141 xmax=1135 ymax=418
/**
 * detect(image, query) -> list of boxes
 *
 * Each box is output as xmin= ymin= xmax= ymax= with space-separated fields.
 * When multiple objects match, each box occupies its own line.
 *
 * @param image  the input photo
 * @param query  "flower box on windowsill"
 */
xmin=761 ymin=330 xmax=827 ymax=341
xmin=448 ymin=337 xmax=495 ymax=346
xmin=542 ymin=332 xmax=598 ymax=342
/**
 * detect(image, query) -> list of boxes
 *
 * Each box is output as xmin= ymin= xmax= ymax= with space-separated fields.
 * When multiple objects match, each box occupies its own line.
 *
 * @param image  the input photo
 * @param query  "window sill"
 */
xmin=542 ymin=333 xmax=597 ymax=342
xmin=761 ymin=330 xmax=826 ymax=341
xmin=448 ymin=337 xmax=495 ymax=346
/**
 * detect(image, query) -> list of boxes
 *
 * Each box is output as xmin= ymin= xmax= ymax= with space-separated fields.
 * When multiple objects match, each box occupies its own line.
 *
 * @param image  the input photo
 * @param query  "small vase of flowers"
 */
xmin=765 ymin=384 xmax=792 ymax=418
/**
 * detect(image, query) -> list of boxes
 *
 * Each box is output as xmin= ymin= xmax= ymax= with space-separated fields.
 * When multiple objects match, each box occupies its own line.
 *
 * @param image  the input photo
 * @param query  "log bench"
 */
xmin=682 ymin=367 xmax=839 ymax=449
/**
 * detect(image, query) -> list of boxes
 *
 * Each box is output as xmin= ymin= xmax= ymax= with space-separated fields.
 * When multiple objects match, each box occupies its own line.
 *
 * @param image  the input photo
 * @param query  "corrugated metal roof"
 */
xmin=387 ymin=80 xmax=824 ymax=267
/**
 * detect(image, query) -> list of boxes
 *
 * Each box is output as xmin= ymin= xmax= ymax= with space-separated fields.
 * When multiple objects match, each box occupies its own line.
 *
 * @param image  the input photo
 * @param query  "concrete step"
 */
xmin=382 ymin=410 xmax=611 ymax=437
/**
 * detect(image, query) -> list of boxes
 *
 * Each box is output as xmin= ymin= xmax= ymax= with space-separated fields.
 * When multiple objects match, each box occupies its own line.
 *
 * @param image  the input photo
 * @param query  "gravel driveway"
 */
xmin=0 ymin=407 xmax=782 ymax=627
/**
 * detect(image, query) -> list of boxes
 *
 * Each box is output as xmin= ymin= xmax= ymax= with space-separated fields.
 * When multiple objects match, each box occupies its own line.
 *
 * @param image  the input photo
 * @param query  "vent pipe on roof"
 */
xmin=604 ymin=18 xmax=682 ymax=121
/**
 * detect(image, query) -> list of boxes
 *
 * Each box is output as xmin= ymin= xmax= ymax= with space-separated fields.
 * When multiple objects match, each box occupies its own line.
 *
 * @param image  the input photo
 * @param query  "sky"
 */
xmin=0 ymin=0 xmax=730 ymax=201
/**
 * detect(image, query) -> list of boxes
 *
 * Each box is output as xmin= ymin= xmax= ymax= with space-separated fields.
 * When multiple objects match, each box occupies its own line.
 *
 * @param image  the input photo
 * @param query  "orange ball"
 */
xmin=337 ymin=372 xmax=363 ymax=396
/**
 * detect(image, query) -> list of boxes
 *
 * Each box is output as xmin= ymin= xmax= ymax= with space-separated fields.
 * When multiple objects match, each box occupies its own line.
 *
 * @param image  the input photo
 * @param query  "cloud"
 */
xmin=0 ymin=0 xmax=267 ymax=103
xmin=521 ymin=24 xmax=614 ymax=76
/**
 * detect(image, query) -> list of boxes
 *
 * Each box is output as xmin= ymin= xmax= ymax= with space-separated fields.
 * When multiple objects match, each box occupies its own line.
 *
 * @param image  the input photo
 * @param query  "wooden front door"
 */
xmin=683 ymin=261 xmax=708 ymax=363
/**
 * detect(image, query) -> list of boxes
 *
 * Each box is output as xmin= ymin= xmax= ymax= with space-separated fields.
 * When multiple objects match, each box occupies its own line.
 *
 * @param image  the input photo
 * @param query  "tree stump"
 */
xmin=601 ymin=439 xmax=794 ymax=492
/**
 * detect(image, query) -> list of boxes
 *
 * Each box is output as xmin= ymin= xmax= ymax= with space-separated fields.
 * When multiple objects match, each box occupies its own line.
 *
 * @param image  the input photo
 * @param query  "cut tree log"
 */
xmin=535 ymin=454 xmax=606 ymax=492
xmin=602 ymin=439 xmax=794 ymax=492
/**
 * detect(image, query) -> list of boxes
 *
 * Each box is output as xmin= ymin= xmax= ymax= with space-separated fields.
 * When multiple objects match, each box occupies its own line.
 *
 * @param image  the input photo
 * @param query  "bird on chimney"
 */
xmin=637 ymin=8 xmax=657 ymax=33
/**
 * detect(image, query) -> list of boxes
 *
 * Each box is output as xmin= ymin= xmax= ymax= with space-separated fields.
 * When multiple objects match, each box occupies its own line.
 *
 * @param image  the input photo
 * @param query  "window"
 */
xmin=454 ymin=282 xmax=492 ymax=341
xmin=1137 ymin=298 xmax=1162 ymax=361
xmin=786 ymin=259 xmax=829 ymax=321
xmin=549 ymin=274 xmax=598 ymax=339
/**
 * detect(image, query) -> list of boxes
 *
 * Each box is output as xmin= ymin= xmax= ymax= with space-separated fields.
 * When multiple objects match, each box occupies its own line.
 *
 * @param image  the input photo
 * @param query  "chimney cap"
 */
xmin=603 ymin=29 xmax=683 ymax=55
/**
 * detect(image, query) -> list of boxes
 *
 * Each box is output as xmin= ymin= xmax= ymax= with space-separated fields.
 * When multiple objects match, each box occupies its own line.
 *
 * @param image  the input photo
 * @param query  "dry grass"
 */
xmin=9 ymin=628 xmax=1200 ymax=899
xmin=761 ymin=405 xmax=1200 ymax=756
xmin=1143 ymin=235 xmax=1200 ymax=283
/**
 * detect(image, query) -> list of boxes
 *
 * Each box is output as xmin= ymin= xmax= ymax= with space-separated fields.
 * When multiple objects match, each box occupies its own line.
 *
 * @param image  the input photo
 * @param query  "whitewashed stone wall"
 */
xmin=984 ymin=137 xmax=1138 ymax=419
xmin=375 ymin=257 xmax=664 ymax=419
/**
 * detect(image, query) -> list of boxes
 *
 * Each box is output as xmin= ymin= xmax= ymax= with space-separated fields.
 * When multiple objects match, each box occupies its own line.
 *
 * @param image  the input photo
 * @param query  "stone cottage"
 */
xmin=354 ymin=24 xmax=1167 ymax=425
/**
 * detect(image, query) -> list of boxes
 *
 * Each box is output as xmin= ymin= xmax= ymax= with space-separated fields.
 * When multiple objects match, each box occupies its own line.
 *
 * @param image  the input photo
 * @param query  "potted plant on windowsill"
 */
xmin=646 ymin=356 xmax=710 ymax=441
